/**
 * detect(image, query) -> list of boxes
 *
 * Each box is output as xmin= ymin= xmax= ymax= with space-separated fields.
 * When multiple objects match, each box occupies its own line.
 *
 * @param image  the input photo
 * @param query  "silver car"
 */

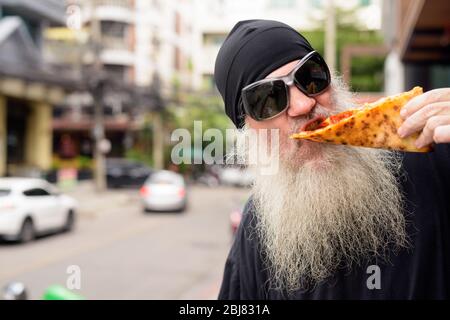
xmin=140 ymin=171 xmax=187 ymax=212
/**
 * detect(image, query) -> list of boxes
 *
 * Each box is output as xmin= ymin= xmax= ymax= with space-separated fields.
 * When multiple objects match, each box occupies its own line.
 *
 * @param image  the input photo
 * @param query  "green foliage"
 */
xmin=128 ymin=93 xmax=231 ymax=171
xmin=125 ymin=121 xmax=154 ymax=167
xmin=351 ymin=56 xmax=385 ymax=92
xmin=77 ymin=156 xmax=92 ymax=169
xmin=51 ymin=155 xmax=93 ymax=170
xmin=301 ymin=5 xmax=384 ymax=92
xmin=165 ymin=93 xmax=232 ymax=137
xmin=163 ymin=92 xmax=232 ymax=170
xmin=125 ymin=147 xmax=153 ymax=167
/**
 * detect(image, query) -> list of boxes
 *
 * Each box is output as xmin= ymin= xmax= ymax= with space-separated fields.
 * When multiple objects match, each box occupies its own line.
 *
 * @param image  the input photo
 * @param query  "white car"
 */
xmin=219 ymin=167 xmax=254 ymax=187
xmin=140 ymin=170 xmax=187 ymax=212
xmin=0 ymin=178 xmax=78 ymax=243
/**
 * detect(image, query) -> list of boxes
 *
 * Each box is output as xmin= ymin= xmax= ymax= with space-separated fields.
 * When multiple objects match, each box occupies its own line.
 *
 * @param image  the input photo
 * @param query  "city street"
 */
xmin=0 ymin=184 xmax=250 ymax=300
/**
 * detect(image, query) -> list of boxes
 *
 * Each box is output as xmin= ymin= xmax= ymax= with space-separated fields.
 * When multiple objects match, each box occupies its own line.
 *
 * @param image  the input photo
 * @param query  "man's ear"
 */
xmin=243 ymin=116 xmax=252 ymax=130
xmin=237 ymin=97 xmax=246 ymax=128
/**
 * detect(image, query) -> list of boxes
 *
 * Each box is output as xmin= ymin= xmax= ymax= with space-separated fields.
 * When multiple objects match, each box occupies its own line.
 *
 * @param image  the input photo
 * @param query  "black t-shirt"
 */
xmin=218 ymin=144 xmax=450 ymax=299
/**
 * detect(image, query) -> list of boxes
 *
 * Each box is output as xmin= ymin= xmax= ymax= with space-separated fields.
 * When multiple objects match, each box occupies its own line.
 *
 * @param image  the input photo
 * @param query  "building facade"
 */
xmin=0 ymin=0 xmax=74 ymax=177
xmin=382 ymin=0 xmax=450 ymax=94
xmin=135 ymin=0 xmax=193 ymax=93
xmin=43 ymin=0 xmax=193 ymax=170
xmin=47 ymin=0 xmax=140 ymax=164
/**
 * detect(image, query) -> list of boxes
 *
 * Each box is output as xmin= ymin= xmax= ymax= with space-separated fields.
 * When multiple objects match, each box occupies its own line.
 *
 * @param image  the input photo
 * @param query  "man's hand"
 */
xmin=397 ymin=88 xmax=450 ymax=148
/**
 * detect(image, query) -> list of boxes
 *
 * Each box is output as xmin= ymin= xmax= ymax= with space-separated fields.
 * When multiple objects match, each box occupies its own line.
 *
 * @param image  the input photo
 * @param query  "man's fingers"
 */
xmin=400 ymin=93 xmax=429 ymax=119
xmin=414 ymin=115 xmax=450 ymax=148
xmin=434 ymin=125 xmax=450 ymax=144
xmin=400 ymin=88 xmax=450 ymax=120
xmin=397 ymin=102 xmax=450 ymax=138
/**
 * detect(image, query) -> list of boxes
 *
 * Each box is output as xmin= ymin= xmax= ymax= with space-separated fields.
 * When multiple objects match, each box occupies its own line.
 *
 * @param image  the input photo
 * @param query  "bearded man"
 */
xmin=214 ymin=20 xmax=450 ymax=299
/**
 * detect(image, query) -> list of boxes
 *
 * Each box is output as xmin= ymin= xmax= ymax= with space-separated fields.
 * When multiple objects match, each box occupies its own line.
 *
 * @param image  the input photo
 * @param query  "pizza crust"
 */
xmin=290 ymin=87 xmax=432 ymax=153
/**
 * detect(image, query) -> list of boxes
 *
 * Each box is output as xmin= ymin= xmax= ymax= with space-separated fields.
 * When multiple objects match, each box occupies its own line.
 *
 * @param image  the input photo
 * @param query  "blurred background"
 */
xmin=0 ymin=0 xmax=449 ymax=300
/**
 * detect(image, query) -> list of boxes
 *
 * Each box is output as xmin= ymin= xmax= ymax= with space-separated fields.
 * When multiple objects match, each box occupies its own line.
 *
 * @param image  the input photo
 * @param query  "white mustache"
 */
xmin=287 ymin=104 xmax=332 ymax=136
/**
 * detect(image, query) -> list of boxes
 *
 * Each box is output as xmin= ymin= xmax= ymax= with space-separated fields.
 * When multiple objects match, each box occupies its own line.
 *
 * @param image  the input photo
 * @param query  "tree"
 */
xmin=302 ymin=5 xmax=385 ymax=92
xmin=164 ymin=92 xmax=232 ymax=171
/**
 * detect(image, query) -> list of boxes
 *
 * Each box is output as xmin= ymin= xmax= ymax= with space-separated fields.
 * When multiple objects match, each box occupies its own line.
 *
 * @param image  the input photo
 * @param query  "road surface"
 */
xmin=0 ymin=184 xmax=249 ymax=299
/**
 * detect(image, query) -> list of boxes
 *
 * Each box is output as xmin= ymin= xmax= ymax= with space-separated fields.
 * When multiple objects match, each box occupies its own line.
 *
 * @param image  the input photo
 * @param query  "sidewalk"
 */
xmin=63 ymin=181 xmax=137 ymax=219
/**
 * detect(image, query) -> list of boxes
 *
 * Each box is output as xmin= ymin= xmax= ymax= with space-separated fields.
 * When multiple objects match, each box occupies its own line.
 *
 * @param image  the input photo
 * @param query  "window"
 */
xmin=269 ymin=0 xmax=296 ymax=8
xmin=23 ymin=188 xmax=51 ymax=197
xmin=152 ymin=0 xmax=161 ymax=9
xmin=431 ymin=65 xmax=450 ymax=88
xmin=310 ymin=0 xmax=322 ymax=9
xmin=104 ymin=64 xmax=127 ymax=82
xmin=0 ymin=189 xmax=11 ymax=196
xmin=359 ymin=0 xmax=371 ymax=6
xmin=101 ymin=21 xmax=128 ymax=38
xmin=203 ymin=33 xmax=227 ymax=46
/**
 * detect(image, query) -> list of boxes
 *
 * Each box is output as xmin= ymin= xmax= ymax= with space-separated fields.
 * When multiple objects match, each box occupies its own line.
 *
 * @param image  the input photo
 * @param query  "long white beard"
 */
xmin=233 ymin=77 xmax=408 ymax=292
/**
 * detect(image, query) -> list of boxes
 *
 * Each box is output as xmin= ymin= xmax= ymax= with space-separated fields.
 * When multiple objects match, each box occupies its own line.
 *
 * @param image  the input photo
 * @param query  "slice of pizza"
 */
xmin=290 ymin=86 xmax=432 ymax=152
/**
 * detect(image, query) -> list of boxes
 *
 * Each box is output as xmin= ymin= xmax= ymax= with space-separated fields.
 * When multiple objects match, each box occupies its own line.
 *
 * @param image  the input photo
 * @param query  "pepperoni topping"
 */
xmin=329 ymin=111 xmax=355 ymax=124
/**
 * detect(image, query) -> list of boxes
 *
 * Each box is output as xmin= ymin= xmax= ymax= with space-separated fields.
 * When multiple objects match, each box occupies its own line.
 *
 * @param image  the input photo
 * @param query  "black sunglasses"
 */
xmin=240 ymin=51 xmax=331 ymax=122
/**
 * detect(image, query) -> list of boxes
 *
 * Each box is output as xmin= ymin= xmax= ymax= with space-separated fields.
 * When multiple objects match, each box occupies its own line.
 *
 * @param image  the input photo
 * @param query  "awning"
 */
xmin=398 ymin=0 xmax=450 ymax=63
xmin=0 ymin=16 xmax=80 ymax=100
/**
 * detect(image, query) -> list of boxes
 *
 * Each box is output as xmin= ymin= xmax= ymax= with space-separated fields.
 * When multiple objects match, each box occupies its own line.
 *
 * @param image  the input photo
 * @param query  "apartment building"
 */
xmin=190 ymin=0 xmax=381 ymax=91
xmin=0 ymin=0 xmax=75 ymax=177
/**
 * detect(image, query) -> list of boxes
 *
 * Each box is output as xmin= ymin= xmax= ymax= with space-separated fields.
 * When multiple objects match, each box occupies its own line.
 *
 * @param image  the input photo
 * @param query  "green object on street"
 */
xmin=42 ymin=285 xmax=85 ymax=300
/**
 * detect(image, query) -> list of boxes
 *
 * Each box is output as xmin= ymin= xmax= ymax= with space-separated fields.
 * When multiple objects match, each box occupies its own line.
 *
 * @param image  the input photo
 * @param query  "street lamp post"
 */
xmin=90 ymin=1 xmax=106 ymax=191
xmin=325 ymin=0 xmax=336 ymax=72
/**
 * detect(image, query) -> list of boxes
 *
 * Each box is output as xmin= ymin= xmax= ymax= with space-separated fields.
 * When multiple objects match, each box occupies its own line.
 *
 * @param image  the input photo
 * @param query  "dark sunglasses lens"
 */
xmin=243 ymin=80 xmax=287 ymax=120
xmin=294 ymin=54 xmax=330 ymax=95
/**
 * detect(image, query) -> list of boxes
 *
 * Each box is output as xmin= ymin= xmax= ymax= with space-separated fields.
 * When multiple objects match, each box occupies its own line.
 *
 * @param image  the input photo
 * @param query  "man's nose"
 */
xmin=286 ymin=86 xmax=316 ymax=117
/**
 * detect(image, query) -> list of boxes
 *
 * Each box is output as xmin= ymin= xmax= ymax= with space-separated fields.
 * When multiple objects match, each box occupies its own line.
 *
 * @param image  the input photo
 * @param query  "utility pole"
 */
xmin=152 ymin=112 xmax=164 ymax=170
xmin=149 ymin=73 xmax=165 ymax=170
xmin=90 ymin=0 xmax=106 ymax=191
xmin=325 ymin=0 xmax=336 ymax=72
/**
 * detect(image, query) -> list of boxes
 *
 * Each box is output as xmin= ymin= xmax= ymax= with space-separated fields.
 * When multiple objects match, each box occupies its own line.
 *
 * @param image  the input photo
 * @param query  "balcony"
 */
xmin=88 ymin=0 xmax=135 ymax=24
xmin=100 ymin=48 xmax=134 ymax=67
xmin=94 ymin=0 xmax=132 ymax=8
xmin=101 ymin=35 xmax=129 ymax=51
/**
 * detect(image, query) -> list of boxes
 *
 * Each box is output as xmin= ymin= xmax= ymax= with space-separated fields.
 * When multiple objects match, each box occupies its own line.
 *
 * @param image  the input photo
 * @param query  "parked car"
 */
xmin=0 ymin=178 xmax=78 ymax=243
xmin=106 ymin=158 xmax=153 ymax=189
xmin=140 ymin=170 xmax=187 ymax=212
xmin=192 ymin=171 xmax=220 ymax=187
xmin=230 ymin=206 xmax=243 ymax=236
xmin=219 ymin=166 xmax=254 ymax=187
xmin=230 ymin=198 xmax=249 ymax=237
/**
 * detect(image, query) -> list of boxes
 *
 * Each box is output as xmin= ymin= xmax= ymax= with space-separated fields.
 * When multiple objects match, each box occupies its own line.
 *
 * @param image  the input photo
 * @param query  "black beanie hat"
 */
xmin=214 ymin=19 xmax=315 ymax=128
